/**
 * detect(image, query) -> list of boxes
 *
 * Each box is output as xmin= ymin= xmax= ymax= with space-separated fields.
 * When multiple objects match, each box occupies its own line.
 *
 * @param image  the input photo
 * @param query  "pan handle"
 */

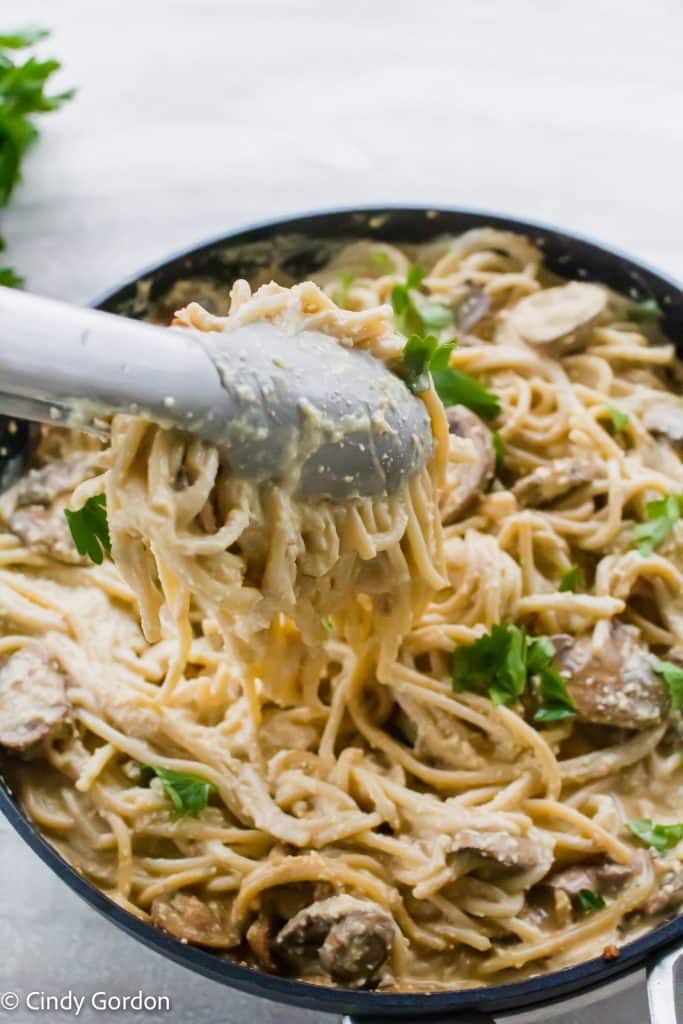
xmin=646 ymin=943 xmax=681 ymax=1024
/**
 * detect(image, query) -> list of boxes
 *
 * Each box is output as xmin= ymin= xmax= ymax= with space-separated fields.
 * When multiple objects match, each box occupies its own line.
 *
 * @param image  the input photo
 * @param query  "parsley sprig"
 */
xmin=577 ymin=889 xmax=606 ymax=913
xmin=399 ymin=334 xmax=500 ymax=419
xmin=606 ymin=406 xmax=629 ymax=433
xmin=627 ymin=298 xmax=662 ymax=322
xmin=559 ymin=565 xmax=584 ymax=593
xmin=632 ymin=494 xmax=683 ymax=556
xmin=64 ymin=494 xmax=110 ymax=565
xmin=141 ymin=765 xmax=217 ymax=819
xmin=451 ymin=625 xmax=576 ymax=723
xmin=652 ymin=659 xmax=683 ymax=711
xmin=627 ymin=818 xmax=683 ymax=853
xmin=392 ymin=264 xmax=453 ymax=337
xmin=0 ymin=28 xmax=73 ymax=285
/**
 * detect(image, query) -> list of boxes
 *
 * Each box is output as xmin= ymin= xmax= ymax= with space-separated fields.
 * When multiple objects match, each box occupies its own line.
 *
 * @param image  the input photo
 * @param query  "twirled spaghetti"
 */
xmin=0 ymin=228 xmax=681 ymax=992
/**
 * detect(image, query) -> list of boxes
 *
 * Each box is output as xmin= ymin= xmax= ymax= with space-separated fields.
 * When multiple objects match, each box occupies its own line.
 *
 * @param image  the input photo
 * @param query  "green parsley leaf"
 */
xmin=652 ymin=659 xmax=683 ymax=711
xmin=627 ymin=298 xmax=662 ymax=322
xmin=453 ymin=627 xmax=575 ymax=723
xmin=453 ymin=624 xmax=527 ymax=706
xmin=419 ymin=301 xmax=453 ymax=332
xmin=577 ymin=889 xmax=606 ymax=913
xmin=606 ymin=406 xmax=629 ymax=433
xmin=400 ymin=335 xmax=440 ymax=394
xmin=0 ymin=266 xmax=22 ymax=287
xmin=633 ymin=494 xmax=683 ymax=556
xmin=534 ymin=666 xmax=576 ymax=722
xmin=405 ymin=264 xmax=424 ymax=290
xmin=371 ymin=251 xmax=394 ymax=273
xmin=337 ymin=271 xmax=354 ymax=308
xmin=141 ymin=765 xmax=216 ymax=819
xmin=492 ymin=431 xmax=505 ymax=473
xmin=391 ymin=264 xmax=451 ymax=337
xmin=0 ymin=29 xmax=73 ymax=284
xmin=559 ymin=565 xmax=584 ymax=592
xmin=64 ymin=494 xmax=110 ymax=565
xmin=431 ymin=366 xmax=501 ymax=419
xmin=627 ymin=818 xmax=683 ymax=853
xmin=322 ymin=617 xmax=334 ymax=633
xmin=0 ymin=28 xmax=49 ymax=49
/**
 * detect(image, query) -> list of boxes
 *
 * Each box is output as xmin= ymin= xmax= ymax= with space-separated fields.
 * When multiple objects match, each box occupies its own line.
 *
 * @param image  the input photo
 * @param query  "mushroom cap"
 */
xmin=509 ymin=282 xmax=607 ymax=351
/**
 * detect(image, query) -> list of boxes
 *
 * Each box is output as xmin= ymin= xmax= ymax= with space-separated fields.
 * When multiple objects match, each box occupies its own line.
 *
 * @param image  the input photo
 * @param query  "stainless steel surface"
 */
xmin=647 ymin=947 xmax=682 ymax=1024
xmin=0 ymin=287 xmax=431 ymax=498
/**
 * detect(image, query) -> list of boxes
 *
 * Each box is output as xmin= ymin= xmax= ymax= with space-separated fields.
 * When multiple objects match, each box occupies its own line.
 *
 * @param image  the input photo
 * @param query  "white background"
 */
xmin=0 ymin=1 xmax=681 ymax=1021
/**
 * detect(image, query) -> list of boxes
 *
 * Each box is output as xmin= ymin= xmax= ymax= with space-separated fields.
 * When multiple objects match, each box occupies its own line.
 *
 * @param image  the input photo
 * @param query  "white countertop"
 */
xmin=0 ymin=1 xmax=681 ymax=1021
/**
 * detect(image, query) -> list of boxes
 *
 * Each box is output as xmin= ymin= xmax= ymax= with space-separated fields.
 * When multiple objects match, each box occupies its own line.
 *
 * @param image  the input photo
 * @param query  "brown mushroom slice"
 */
xmin=509 ymin=282 xmax=607 ymax=353
xmin=271 ymin=894 xmax=395 ymax=988
xmin=10 ymin=504 xmax=86 ymax=564
xmin=512 ymin=457 xmax=597 ymax=507
xmin=643 ymin=401 xmax=683 ymax=445
xmin=457 ymin=285 xmax=491 ymax=333
xmin=151 ymin=892 xmax=239 ymax=948
xmin=440 ymin=405 xmax=495 ymax=524
xmin=0 ymin=647 xmax=70 ymax=752
xmin=551 ymin=624 xmax=668 ymax=730
xmin=450 ymin=829 xmax=543 ymax=871
xmin=544 ymin=859 xmax=634 ymax=898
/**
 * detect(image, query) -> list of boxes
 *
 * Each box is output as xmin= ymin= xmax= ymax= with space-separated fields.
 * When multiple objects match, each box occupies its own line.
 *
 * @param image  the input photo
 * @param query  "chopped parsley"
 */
xmin=399 ymin=334 xmax=500 ymax=419
xmin=627 ymin=818 xmax=683 ymax=853
xmin=452 ymin=625 xmax=576 ymax=723
xmin=652 ymin=659 xmax=683 ymax=711
xmin=627 ymin=298 xmax=662 ymax=322
xmin=322 ymin=617 xmax=334 ymax=633
xmin=606 ymin=406 xmax=630 ymax=433
xmin=391 ymin=264 xmax=453 ymax=336
xmin=632 ymin=494 xmax=683 ymax=556
xmin=337 ymin=272 xmax=355 ymax=308
xmin=492 ymin=431 xmax=506 ymax=473
xmin=371 ymin=251 xmax=394 ymax=273
xmin=559 ymin=565 xmax=584 ymax=593
xmin=577 ymin=889 xmax=606 ymax=913
xmin=64 ymin=494 xmax=110 ymax=565
xmin=141 ymin=765 xmax=216 ymax=819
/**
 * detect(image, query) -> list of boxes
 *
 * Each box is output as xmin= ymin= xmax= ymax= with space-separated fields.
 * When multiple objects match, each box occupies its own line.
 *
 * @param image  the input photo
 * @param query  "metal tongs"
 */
xmin=0 ymin=287 xmax=432 ymax=500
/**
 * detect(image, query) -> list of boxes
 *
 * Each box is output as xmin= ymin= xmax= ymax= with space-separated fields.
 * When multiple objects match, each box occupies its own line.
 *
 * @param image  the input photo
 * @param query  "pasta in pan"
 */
xmin=0 ymin=227 xmax=681 ymax=992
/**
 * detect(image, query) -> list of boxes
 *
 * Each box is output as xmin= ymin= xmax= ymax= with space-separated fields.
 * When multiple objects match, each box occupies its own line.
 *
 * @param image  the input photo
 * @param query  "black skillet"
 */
xmin=0 ymin=207 xmax=680 ymax=1023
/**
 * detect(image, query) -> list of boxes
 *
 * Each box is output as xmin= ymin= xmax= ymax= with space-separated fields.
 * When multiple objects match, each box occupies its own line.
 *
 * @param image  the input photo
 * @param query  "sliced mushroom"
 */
xmin=246 ymin=911 xmax=277 ymax=971
xmin=643 ymin=401 xmax=683 ymax=445
xmin=151 ymin=892 xmax=239 ymax=948
xmin=512 ymin=457 xmax=597 ymax=507
xmin=271 ymin=894 xmax=395 ymax=988
xmin=441 ymin=405 xmax=495 ymax=524
xmin=457 ymin=285 xmax=491 ymax=333
xmin=0 ymin=647 xmax=70 ymax=752
xmin=544 ymin=859 xmax=634 ymax=898
xmin=10 ymin=504 xmax=86 ymax=564
xmin=15 ymin=453 xmax=94 ymax=507
xmin=644 ymin=863 xmax=683 ymax=915
xmin=551 ymin=624 xmax=668 ymax=730
xmin=508 ymin=282 xmax=607 ymax=353
xmin=450 ymin=829 xmax=545 ymax=872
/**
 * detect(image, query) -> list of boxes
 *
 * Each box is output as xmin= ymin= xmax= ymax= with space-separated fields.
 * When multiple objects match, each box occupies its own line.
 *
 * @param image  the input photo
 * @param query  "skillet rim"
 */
xmin=1 ymin=203 xmax=682 ymax=1018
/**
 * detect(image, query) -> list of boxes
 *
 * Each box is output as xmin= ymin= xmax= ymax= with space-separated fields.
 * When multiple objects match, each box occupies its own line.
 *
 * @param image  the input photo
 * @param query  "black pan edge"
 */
xmin=1 ymin=204 xmax=682 ymax=1018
